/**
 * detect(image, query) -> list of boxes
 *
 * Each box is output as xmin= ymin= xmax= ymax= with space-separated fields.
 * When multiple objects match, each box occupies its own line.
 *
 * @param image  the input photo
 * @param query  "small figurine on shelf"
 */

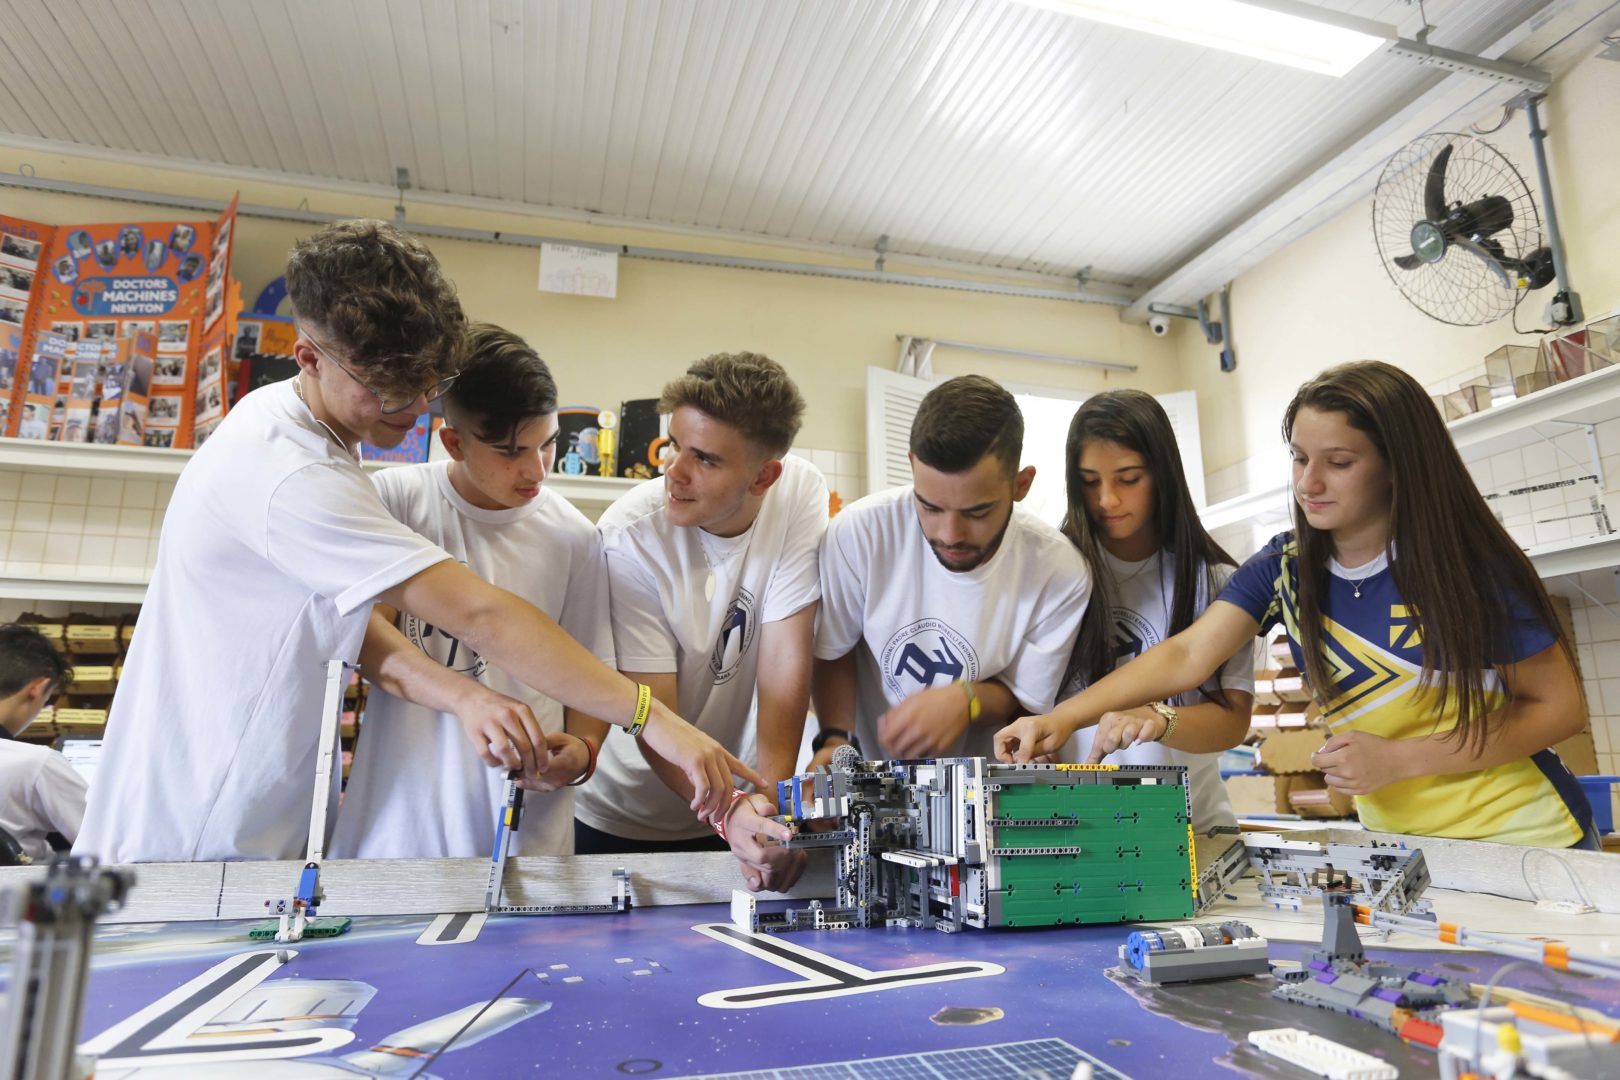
xmin=559 ymin=433 xmax=586 ymax=476
xmin=596 ymin=409 xmax=618 ymax=478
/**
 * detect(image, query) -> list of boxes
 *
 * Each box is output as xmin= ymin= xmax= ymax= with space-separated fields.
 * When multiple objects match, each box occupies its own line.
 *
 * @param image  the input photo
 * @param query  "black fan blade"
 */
xmin=1452 ymin=237 xmax=1513 ymax=290
xmin=1394 ymin=253 xmax=1424 ymax=270
xmin=1424 ymin=143 xmax=1453 ymax=222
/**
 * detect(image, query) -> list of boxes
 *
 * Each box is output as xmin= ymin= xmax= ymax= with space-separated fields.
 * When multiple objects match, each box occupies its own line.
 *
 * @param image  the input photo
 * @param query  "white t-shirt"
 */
xmin=74 ymin=380 xmax=452 ymax=863
xmin=0 ymin=734 xmax=88 ymax=861
xmin=814 ymin=485 xmax=1091 ymax=760
xmin=331 ymin=463 xmax=614 ymax=859
xmin=1061 ymin=549 xmax=1255 ymax=834
xmin=575 ymin=453 xmax=827 ymax=841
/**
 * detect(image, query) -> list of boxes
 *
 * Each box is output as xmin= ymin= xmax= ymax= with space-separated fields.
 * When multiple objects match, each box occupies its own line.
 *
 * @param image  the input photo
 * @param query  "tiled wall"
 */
xmin=0 ymin=469 xmax=172 ymax=582
xmin=789 ymin=446 xmax=867 ymax=508
xmin=1205 ymin=420 xmax=1620 ymax=830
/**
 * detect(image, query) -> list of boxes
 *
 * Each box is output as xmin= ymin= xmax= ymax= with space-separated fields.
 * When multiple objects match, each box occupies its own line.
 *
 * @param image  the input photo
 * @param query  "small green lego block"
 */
xmin=247 ymin=917 xmax=353 ymax=940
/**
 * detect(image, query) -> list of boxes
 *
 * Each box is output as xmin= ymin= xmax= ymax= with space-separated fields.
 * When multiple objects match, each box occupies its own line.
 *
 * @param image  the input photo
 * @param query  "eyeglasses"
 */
xmin=300 ymin=330 xmax=456 ymax=415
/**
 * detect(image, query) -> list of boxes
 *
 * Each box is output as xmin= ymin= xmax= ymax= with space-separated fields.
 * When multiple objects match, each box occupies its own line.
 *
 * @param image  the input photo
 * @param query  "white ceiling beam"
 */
xmin=1121 ymin=0 xmax=1620 ymax=323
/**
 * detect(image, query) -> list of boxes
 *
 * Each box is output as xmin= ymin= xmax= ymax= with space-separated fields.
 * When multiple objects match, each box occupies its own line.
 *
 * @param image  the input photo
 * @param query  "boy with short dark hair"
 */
xmin=332 ymin=324 xmax=612 ymax=858
xmin=0 ymin=623 xmax=87 ymax=860
xmin=812 ymin=375 xmax=1091 ymax=764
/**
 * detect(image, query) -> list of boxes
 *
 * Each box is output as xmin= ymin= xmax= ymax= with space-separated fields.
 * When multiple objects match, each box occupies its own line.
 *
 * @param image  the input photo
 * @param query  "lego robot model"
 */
xmin=0 ymin=857 xmax=132 ymax=1080
xmin=1118 ymin=920 xmax=1271 ymax=985
xmin=742 ymin=749 xmax=1197 ymax=934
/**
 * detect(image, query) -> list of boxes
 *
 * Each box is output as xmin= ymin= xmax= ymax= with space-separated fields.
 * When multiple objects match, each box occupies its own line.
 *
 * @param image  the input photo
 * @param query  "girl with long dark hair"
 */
xmin=999 ymin=361 xmax=1596 ymax=847
xmin=1058 ymin=390 xmax=1254 ymax=834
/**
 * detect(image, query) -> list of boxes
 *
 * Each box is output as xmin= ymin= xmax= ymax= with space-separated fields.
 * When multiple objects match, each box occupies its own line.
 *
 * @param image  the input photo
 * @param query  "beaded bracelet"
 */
xmin=566 ymin=733 xmax=598 ymax=787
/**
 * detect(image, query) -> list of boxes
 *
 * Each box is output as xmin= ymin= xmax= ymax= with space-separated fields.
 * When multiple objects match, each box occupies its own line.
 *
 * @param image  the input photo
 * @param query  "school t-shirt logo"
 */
xmin=1111 ymin=610 xmax=1160 ymax=668
xmin=711 ymin=587 xmax=758 ymax=685
xmin=401 ymin=613 xmax=487 ymax=679
xmin=881 ymin=619 xmax=980 ymax=697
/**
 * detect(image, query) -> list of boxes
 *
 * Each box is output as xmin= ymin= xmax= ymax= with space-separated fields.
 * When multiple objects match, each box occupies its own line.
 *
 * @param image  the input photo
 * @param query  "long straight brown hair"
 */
xmin=1284 ymin=360 xmax=1574 ymax=752
xmin=1063 ymin=390 xmax=1236 ymax=689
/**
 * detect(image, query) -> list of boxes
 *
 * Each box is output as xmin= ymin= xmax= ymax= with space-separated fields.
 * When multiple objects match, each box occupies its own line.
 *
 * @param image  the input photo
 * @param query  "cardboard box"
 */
xmin=1224 ymin=773 xmax=1281 ymax=817
xmin=1272 ymin=674 xmax=1310 ymax=704
xmin=1225 ymin=771 xmax=1356 ymax=819
xmin=1252 ymin=672 xmax=1281 ymax=707
xmin=65 ymin=623 xmax=120 ymax=654
xmin=1256 ymin=727 xmax=1326 ymax=774
xmin=1545 ymin=595 xmax=1600 ymax=776
xmin=66 ymin=665 xmax=116 ymax=694
xmin=54 ymin=707 xmax=108 ymax=732
xmin=1281 ymin=774 xmax=1357 ymax=818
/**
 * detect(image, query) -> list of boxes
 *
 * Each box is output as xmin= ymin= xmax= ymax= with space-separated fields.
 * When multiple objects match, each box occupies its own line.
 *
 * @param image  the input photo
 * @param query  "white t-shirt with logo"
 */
xmin=575 ymin=453 xmax=828 ymax=841
xmin=1061 ymin=549 xmax=1254 ymax=834
xmin=330 ymin=463 xmax=614 ymax=859
xmin=74 ymin=380 xmax=452 ymax=863
xmin=814 ymin=485 xmax=1092 ymax=760
xmin=0 ymin=735 xmax=87 ymax=860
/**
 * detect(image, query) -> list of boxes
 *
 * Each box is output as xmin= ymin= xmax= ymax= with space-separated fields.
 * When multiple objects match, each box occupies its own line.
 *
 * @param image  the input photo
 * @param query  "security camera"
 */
xmin=1148 ymin=314 xmax=1171 ymax=337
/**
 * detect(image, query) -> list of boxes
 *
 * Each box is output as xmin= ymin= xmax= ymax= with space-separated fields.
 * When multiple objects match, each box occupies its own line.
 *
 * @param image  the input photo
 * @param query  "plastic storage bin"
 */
xmin=1579 ymin=775 xmax=1618 ymax=834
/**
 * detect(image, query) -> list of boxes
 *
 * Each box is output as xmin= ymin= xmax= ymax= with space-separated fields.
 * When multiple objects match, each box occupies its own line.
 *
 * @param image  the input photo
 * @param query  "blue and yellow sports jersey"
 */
xmin=1220 ymin=532 xmax=1592 ymax=847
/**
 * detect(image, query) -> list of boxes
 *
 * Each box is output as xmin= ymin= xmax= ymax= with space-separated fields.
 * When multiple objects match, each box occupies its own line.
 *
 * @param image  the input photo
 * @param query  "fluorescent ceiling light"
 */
xmin=1013 ymin=0 xmax=1394 ymax=77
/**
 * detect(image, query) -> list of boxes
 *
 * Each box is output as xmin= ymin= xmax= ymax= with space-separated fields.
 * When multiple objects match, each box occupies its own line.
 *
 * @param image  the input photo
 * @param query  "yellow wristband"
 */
xmin=626 ymin=683 xmax=652 ymax=737
xmin=958 ymin=679 xmax=981 ymax=723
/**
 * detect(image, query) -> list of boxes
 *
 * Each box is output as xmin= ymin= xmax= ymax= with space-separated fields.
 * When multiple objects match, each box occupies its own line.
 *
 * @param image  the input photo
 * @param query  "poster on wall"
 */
xmin=0 ymin=215 xmax=54 ymax=435
xmin=57 ymin=341 xmax=104 ymax=443
xmin=93 ymin=332 xmax=156 ymax=446
xmin=3 ymin=199 xmax=240 ymax=446
xmin=189 ymin=322 xmax=229 ymax=448
xmin=17 ymin=332 xmax=70 ymax=440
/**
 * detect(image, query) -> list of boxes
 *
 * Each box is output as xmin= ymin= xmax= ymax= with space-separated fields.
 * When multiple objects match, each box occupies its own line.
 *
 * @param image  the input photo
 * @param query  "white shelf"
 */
xmin=0 ymin=436 xmax=640 ymax=509
xmin=0 ymin=574 xmax=148 ymax=604
xmin=1450 ymin=362 xmax=1620 ymax=463
xmin=1201 ymin=483 xmax=1291 ymax=531
xmin=1525 ymin=532 xmax=1620 ymax=579
xmin=1200 ymin=363 xmax=1620 ymax=534
xmin=0 ymin=439 xmax=195 ymax=478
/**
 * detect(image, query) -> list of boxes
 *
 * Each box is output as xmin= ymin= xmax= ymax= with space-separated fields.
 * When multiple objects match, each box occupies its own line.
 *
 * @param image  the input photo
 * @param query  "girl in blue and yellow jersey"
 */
xmin=996 ymin=360 xmax=1597 ymax=849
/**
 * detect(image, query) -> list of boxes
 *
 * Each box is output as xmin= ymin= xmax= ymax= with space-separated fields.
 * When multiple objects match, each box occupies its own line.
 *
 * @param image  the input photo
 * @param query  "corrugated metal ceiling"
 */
xmin=0 ymin=0 xmax=1571 ymax=287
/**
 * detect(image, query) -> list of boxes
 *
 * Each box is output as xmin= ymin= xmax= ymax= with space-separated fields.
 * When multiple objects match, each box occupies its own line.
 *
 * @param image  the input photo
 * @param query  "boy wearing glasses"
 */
xmin=332 ymin=325 xmax=612 ymax=858
xmin=0 ymin=624 xmax=86 ymax=861
xmin=76 ymin=220 xmax=752 ymax=864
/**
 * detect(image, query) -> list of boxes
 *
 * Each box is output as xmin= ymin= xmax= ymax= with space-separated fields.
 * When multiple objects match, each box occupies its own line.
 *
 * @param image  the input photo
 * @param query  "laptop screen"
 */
xmin=59 ymin=738 xmax=104 ymax=787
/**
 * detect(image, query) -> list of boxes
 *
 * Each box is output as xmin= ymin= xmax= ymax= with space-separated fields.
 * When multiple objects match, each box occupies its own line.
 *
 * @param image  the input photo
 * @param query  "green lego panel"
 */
xmin=247 ymin=917 xmax=353 ymax=940
xmin=987 ymin=781 xmax=1193 ymax=926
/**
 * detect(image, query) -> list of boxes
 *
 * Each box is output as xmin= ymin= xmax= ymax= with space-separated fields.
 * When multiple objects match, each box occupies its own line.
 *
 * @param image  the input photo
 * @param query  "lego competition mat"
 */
xmin=14 ymin=889 xmax=1620 ymax=1079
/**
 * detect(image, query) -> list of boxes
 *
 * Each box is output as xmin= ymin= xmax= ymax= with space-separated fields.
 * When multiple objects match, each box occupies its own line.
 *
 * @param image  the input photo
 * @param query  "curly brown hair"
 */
xmin=285 ymin=220 xmax=465 ymax=400
xmin=658 ymin=352 xmax=804 ymax=457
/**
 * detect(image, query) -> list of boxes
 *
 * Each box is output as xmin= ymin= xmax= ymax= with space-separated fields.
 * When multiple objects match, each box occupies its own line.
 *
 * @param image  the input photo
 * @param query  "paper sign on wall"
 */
xmin=538 ymin=242 xmax=618 ymax=299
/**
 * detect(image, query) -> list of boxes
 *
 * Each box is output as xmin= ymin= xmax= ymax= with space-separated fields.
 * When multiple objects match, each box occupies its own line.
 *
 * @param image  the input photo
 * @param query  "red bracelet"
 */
xmin=566 ymin=733 xmax=598 ymax=787
xmin=710 ymin=790 xmax=751 ymax=840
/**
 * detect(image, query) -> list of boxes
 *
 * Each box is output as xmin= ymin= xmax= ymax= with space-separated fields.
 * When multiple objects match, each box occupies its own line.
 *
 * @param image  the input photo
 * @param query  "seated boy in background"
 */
xmin=333 ymin=325 xmax=612 ymax=858
xmin=0 ymin=623 xmax=87 ymax=861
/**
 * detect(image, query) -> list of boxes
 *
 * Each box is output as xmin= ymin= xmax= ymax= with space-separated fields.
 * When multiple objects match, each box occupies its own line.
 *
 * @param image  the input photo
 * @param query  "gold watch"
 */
xmin=1146 ymin=701 xmax=1179 ymax=742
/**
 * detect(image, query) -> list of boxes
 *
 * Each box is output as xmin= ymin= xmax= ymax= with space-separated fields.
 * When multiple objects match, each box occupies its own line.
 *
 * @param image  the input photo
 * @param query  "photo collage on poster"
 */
xmin=1 ymin=198 xmax=238 ymax=449
xmin=0 ymin=217 xmax=48 ymax=434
